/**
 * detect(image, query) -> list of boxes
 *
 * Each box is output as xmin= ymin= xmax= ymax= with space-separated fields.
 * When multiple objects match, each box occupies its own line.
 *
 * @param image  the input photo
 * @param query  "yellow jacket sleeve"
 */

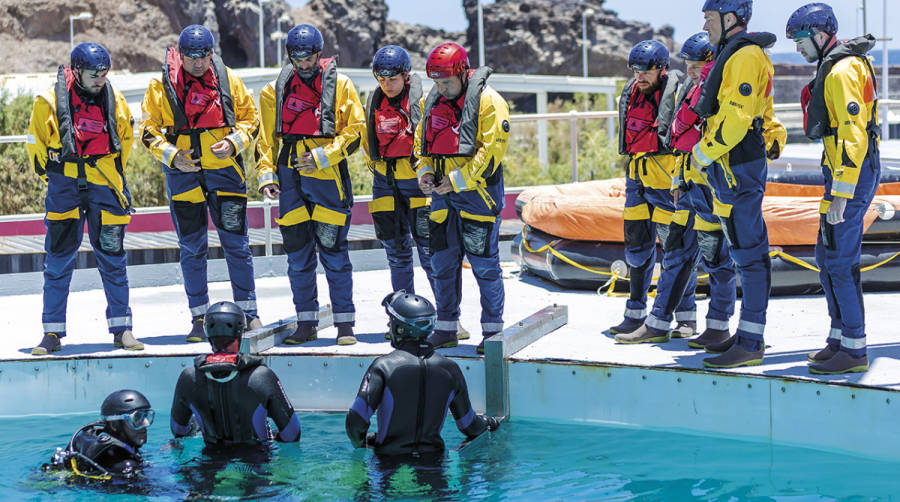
xmin=256 ymin=82 xmax=279 ymax=188
xmin=311 ymin=74 xmax=365 ymax=171
xmin=694 ymin=46 xmax=771 ymax=165
xmin=26 ymin=94 xmax=55 ymax=182
xmin=824 ymin=57 xmax=874 ymax=198
xmin=114 ymin=89 xmax=134 ymax=170
xmin=223 ymin=68 xmax=259 ymax=157
xmin=446 ymin=87 xmax=510 ymax=193
xmin=139 ymin=78 xmax=179 ymax=168
xmin=413 ymin=96 xmax=434 ymax=179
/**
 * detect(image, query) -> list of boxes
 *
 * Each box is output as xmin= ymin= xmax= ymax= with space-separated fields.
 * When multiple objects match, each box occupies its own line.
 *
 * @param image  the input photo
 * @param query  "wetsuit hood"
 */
xmin=194 ymin=353 xmax=263 ymax=383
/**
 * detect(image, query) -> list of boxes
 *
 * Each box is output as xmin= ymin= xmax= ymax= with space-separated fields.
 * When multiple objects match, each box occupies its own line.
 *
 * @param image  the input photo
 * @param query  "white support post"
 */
xmin=537 ymin=91 xmax=548 ymax=167
xmin=606 ymin=93 xmax=616 ymax=143
xmin=569 ymin=110 xmax=578 ymax=183
xmin=882 ymin=0 xmax=889 ymax=140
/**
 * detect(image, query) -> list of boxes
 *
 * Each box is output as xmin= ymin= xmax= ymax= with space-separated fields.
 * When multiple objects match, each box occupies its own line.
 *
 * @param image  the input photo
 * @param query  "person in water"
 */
xmin=45 ymin=389 xmax=154 ymax=479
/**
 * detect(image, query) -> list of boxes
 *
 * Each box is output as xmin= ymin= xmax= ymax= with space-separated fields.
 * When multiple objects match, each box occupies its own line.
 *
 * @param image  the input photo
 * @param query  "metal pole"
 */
xmin=276 ymin=38 xmax=281 ymax=66
xmin=569 ymin=110 xmax=578 ymax=182
xmin=477 ymin=0 xmax=485 ymax=66
xmin=582 ymin=13 xmax=588 ymax=78
xmin=882 ymin=0 xmax=889 ymax=140
xmin=537 ymin=91 xmax=548 ymax=167
xmin=606 ymin=93 xmax=616 ymax=143
xmin=69 ymin=17 xmax=74 ymax=52
xmin=258 ymin=0 xmax=265 ymax=68
xmin=264 ymin=199 xmax=273 ymax=257
xmin=863 ymin=0 xmax=867 ymax=34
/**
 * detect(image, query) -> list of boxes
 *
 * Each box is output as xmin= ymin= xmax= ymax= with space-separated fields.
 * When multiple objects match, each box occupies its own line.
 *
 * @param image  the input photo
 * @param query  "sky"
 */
xmin=288 ymin=0 xmax=900 ymax=53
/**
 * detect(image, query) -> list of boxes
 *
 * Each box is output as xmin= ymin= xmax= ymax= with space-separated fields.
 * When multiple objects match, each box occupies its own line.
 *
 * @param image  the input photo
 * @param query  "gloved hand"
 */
xmin=485 ymin=416 xmax=501 ymax=431
xmin=365 ymin=432 xmax=377 ymax=447
xmin=826 ymin=196 xmax=847 ymax=225
xmin=766 ymin=140 xmax=781 ymax=161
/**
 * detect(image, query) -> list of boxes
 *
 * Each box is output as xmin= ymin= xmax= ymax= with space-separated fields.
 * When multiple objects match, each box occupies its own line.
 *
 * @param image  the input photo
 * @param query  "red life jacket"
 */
xmin=167 ymin=48 xmax=225 ymax=130
xmin=624 ymin=83 xmax=661 ymax=154
xmin=373 ymin=86 xmax=414 ymax=159
xmin=424 ymin=86 xmax=467 ymax=156
xmin=65 ymin=68 xmax=111 ymax=156
xmin=670 ymin=61 xmax=713 ymax=153
xmin=281 ymin=57 xmax=335 ymax=136
xmin=801 ymin=82 xmax=813 ymax=133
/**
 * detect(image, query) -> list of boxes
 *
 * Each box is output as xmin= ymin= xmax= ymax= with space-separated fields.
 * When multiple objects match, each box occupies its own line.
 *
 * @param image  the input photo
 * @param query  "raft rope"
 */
xmin=519 ymin=227 xmax=900 ymax=296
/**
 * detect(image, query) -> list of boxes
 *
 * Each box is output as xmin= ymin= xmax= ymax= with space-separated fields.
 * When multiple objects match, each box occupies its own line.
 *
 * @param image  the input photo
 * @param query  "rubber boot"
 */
xmin=457 ymin=321 xmax=471 ymax=341
xmin=807 ymin=345 xmax=838 ymax=363
xmin=609 ymin=317 xmax=644 ymax=335
xmin=114 ymin=330 xmax=144 ymax=351
xmin=809 ymin=351 xmax=869 ymax=375
xmin=669 ymin=320 xmax=697 ymax=339
xmin=427 ymin=330 xmax=458 ymax=349
xmin=247 ymin=317 xmax=263 ymax=331
xmin=284 ymin=325 xmax=316 ymax=345
xmin=702 ymin=343 xmax=764 ymax=368
xmin=32 ymin=333 xmax=61 ymax=356
xmin=336 ymin=323 xmax=357 ymax=345
xmin=614 ymin=324 xmax=669 ymax=344
xmin=704 ymin=335 xmax=735 ymax=354
xmin=185 ymin=317 xmax=205 ymax=343
xmin=688 ymin=328 xmax=730 ymax=349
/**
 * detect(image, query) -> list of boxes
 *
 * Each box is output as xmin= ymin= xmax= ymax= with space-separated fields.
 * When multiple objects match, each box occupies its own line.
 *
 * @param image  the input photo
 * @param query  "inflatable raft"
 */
xmin=511 ymin=173 xmax=900 ymax=296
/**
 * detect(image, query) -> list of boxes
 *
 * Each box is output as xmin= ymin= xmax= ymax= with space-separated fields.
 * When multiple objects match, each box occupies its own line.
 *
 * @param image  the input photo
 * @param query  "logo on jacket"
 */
xmin=286 ymin=96 xmax=317 ymax=114
xmin=189 ymin=92 xmax=211 ymax=106
xmin=739 ymin=83 xmax=752 ymax=97
xmin=377 ymin=116 xmax=402 ymax=134
xmin=847 ymin=102 xmax=860 ymax=116
xmin=75 ymin=117 xmax=105 ymax=134
xmin=431 ymin=114 xmax=450 ymax=130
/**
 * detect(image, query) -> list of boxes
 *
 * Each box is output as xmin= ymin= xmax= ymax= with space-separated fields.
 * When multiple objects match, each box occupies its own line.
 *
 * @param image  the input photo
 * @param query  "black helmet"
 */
xmin=204 ymin=301 xmax=246 ymax=341
xmin=382 ymin=290 xmax=436 ymax=345
xmin=101 ymin=389 xmax=154 ymax=433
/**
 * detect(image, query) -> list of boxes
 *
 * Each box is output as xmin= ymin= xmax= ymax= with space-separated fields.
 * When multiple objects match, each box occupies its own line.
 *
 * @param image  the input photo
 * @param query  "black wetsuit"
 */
xmin=346 ymin=340 xmax=491 ymax=455
xmin=47 ymin=422 xmax=143 ymax=478
xmin=170 ymin=352 xmax=301 ymax=445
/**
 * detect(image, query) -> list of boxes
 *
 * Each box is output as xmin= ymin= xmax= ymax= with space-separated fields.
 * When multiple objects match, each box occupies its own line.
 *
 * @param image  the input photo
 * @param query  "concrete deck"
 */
xmin=4 ymin=255 xmax=899 ymax=391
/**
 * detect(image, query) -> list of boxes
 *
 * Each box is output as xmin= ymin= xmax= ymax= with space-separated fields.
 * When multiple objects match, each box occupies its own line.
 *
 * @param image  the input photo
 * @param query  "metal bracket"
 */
xmin=240 ymin=304 xmax=334 ymax=354
xmin=484 ymin=304 xmax=568 ymax=418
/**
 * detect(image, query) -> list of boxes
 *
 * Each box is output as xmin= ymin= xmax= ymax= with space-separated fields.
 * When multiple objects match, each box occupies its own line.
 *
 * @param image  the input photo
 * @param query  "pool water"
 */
xmin=4 ymin=412 xmax=900 ymax=500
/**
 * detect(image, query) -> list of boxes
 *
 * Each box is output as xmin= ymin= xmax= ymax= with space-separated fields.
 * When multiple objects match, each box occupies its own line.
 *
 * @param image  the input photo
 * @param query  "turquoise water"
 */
xmin=5 ymin=412 xmax=900 ymax=500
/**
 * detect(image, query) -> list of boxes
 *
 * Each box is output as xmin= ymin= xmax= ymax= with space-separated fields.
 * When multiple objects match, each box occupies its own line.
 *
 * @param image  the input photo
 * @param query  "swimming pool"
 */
xmin=7 ymin=412 xmax=899 ymax=500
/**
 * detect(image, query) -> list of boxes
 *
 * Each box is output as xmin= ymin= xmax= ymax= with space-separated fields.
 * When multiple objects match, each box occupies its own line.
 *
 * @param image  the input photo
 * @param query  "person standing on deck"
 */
xmin=256 ymin=24 xmax=365 ymax=347
xmin=28 ymin=42 xmax=143 ymax=355
xmin=787 ymin=3 xmax=881 ymax=374
xmin=610 ymin=41 xmax=696 ymax=344
xmin=362 ymin=45 xmax=471 ymax=343
xmin=690 ymin=0 xmax=778 ymax=368
xmin=414 ymin=42 xmax=511 ymax=354
xmin=140 ymin=25 xmax=263 ymax=343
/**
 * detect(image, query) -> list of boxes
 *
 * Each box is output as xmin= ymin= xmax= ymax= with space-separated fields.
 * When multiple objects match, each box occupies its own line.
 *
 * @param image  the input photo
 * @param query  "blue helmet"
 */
xmin=178 ymin=25 xmax=214 ymax=58
xmin=286 ymin=24 xmax=324 ymax=60
xmin=372 ymin=45 xmax=411 ymax=77
xmin=70 ymin=42 xmax=110 ymax=72
xmin=701 ymin=0 xmax=753 ymax=25
xmin=679 ymin=32 xmax=714 ymax=62
xmin=786 ymin=3 xmax=838 ymax=40
xmin=628 ymin=40 xmax=669 ymax=71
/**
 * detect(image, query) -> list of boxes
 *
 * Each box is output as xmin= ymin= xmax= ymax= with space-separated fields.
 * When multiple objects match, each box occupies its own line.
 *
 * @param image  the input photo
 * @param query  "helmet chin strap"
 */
xmin=813 ymin=33 xmax=835 ymax=66
xmin=717 ymin=12 xmax=743 ymax=49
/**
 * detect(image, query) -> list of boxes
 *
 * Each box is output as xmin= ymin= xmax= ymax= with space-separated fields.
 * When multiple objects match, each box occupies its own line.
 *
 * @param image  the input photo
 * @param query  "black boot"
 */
xmin=703 ymin=343 xmax=764 ymax=368
xmin=688 ymin=328 xmax=730 ymax=349
xmin=807 ymin=345 xmax=838 ymax=363
xmin=428 ymin=330 xmax=458 ymax=349
xmin=609 ymin=317 xmax=644 ymax=335
xmin=32 ymin=333 xmax=61 ymax=356
xmin=809 ymin=351 xmax=868 ymax=374
xmin=704 ymin=335 xmax=735 ymax=354
xmin=476 ymin=332 xmax=500 ymax=355
xmin=336 ymin=323 xmax=357 ymax=345
xmin=284 ymin=324 xmax=317 ymax=345
xmin=185 ymin=317 xmax=205 ymax=343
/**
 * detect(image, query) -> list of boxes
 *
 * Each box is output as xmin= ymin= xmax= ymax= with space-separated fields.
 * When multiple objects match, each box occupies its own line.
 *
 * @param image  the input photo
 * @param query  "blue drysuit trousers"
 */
xmin=815 ymin=147 xmax=880 ymax=358
xmin=165 ymin=165 xmax=257 ymax=321
xmin=370 ymin=168 xmax=435 ymax=295
xmin=623 ymin=176 xmax=696 ymax=323
xmin=42 ymin=172 xmax=132 ymax=338
xmin=705 ymin=131 xmax=770 ymax=351
xmin=276 ymin=164 xmax=355 ymax=326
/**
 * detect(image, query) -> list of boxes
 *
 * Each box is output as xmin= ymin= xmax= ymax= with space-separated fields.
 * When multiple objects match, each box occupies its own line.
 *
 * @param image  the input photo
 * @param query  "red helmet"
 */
xmin=426 ymin=43 xmax=469 ymax=79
